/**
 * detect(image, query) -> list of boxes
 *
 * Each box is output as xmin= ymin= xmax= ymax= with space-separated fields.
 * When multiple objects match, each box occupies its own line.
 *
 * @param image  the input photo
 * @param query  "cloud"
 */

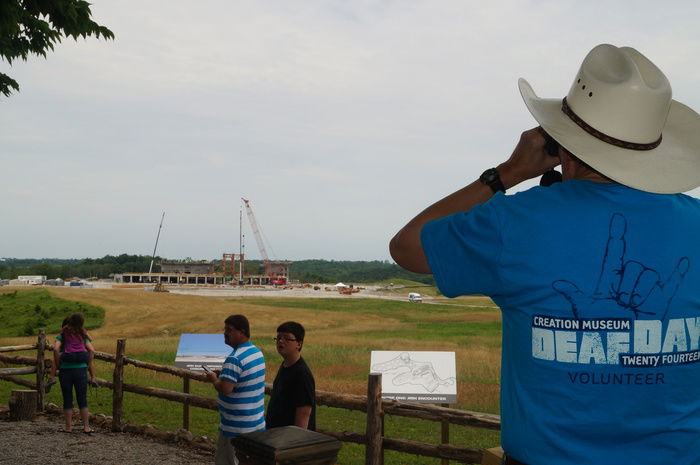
xmin=3 ymin=0 xmax=700 ymax=259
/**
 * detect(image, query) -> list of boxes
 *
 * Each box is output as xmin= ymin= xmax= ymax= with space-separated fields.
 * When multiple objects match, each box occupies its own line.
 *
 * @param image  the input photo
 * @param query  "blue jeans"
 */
xmin=59 ymin=367 xmax=88 ymax=410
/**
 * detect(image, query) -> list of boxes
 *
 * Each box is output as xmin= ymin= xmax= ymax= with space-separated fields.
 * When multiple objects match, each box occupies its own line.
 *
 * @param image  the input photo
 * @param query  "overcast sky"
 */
xmin=3 ymin=1 xmax=700 ymax=261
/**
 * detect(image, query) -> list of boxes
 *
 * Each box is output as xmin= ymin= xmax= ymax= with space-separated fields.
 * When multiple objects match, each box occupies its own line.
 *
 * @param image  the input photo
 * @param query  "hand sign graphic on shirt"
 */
xmin=552 ymin=213 xmax=689 ymax=320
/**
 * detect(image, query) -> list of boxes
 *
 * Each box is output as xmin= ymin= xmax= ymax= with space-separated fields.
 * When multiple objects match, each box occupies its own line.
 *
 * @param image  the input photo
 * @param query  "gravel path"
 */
xmin=0 ymin=412 xmax=213 ymax=464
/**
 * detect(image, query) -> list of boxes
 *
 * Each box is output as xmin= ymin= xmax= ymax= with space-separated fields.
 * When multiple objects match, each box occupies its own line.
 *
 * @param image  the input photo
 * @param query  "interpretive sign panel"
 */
xmin=174 ymin=334 xmax=229 ymax=372
xmin=370 ymin=351 xmax=457 ymax=403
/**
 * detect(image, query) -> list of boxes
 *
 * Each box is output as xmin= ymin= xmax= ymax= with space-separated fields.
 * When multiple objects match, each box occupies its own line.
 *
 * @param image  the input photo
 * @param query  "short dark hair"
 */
xmin=225 ymin=314 xmax=250 ymax=338
xmin=277 ymin=321 xmax=305 ymax=343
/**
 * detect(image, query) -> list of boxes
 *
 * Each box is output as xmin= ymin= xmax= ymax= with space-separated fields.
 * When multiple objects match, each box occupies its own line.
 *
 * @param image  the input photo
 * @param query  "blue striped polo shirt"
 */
xmin=217 ymin=341 xmax=266 ymax=437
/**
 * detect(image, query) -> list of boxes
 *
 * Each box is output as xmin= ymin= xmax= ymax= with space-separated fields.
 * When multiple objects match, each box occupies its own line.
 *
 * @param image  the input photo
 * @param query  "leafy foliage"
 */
xmin=0 ymin=0 xmax=114 ymax=96
xmin=0 ymin=288 xmax=104 ymax=337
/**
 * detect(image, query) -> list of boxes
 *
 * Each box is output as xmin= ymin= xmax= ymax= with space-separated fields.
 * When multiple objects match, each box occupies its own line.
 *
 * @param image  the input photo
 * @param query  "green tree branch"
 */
xmin=0 ymin=0 xmax=114 ymax=96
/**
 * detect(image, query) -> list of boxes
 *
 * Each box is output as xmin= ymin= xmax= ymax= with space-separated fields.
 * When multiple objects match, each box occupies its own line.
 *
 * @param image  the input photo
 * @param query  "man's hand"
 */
xmin=207 ymin=370 xmax=235 ymax=395
xmin=497 ymin=127 xmax=561 ymax=189
xmin=205 ymin=371 xmax=218 ymax=383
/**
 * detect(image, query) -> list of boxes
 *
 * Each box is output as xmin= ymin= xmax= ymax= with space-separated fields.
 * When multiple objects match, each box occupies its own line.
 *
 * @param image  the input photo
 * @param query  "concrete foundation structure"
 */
xmin=160 ymin=261 xmax=215 ymax=274
xmin=113 ymin=273 xmax=287 ymax=286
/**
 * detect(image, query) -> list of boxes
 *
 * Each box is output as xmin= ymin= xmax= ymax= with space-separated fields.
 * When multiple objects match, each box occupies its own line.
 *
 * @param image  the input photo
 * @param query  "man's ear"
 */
xmin=559 ymin=150 xmax=578 ymax=180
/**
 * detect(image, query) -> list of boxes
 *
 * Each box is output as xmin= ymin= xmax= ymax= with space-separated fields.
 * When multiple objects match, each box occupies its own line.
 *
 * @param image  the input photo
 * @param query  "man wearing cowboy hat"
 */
xmin=390 ymin=44 xmax=700 ymax=465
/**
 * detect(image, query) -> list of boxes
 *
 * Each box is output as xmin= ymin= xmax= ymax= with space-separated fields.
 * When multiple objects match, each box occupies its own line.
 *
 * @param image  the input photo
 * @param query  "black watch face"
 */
xmin=481 ymin=168 xmax=498 ymax=184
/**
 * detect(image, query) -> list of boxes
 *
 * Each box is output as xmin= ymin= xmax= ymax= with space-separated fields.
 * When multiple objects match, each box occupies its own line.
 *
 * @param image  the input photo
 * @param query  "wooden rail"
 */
xmin=0 ymin=336 xmax=500 ymax=464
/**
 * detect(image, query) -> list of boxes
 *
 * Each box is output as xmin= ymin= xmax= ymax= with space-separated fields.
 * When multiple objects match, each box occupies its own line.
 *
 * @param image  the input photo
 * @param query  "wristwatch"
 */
xmin=479 ymin=168 xmax=506 ymax=194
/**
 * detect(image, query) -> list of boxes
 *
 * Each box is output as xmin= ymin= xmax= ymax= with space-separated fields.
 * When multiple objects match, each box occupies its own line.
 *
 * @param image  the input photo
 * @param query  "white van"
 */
xmin=408 ymin=292 xmax=423 ymax=303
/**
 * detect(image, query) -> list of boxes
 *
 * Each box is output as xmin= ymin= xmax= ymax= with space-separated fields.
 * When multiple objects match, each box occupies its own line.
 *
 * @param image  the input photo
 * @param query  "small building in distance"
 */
xmin=12 ymin=275 xmax=47 ymax=285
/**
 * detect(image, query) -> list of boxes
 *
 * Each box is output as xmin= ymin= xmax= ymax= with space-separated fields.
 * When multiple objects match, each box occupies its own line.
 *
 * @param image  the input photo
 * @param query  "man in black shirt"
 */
xmin=266 ymin=321 xmax=316 ymax=430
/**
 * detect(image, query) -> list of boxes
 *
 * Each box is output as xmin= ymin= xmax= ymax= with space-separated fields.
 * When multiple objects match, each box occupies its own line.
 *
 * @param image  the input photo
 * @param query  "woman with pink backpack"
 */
xmin=48 ymin=313 xmax=97 ymax=433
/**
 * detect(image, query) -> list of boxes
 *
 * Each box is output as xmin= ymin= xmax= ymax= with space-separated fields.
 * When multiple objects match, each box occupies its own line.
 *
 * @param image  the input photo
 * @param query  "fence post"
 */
xmin=183 ymin=376 xmax=190 ymax=430
xmin=441 ymin=403 xmax=450 ymax=465
xmin=365 ymin=372 xmax=383 ymax=465
xmin=380 ymin=411 xmax=385 ymax=465
xmin=112 ymin=338 xmax=126 ymax=432
xmin=36 ymin=330 xmax=46 ymax=411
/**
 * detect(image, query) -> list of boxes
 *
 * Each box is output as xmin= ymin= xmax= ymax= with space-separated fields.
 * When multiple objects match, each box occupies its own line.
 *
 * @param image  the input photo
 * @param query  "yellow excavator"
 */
xmin=153 ymin=282 xmax=169 ymax=293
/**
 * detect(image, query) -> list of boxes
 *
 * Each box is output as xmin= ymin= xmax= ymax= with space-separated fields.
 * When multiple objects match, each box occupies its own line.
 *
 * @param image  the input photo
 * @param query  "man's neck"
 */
xmin=574 ymin=171 xmax=614 ymax=183
xmin=283 ymin=351 xmax=301 ymax=367
xmin=231 ymin=338 xmax=250 ymax=349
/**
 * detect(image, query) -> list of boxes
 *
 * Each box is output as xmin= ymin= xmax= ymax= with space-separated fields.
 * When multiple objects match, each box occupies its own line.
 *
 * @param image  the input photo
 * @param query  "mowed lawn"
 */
xmin=0 ymin=287 xmax=502 ymax=464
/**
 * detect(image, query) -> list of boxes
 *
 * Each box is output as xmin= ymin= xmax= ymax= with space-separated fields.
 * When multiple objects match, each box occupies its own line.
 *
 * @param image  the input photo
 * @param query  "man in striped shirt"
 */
xmin=205 ymin=314 xmax=266 ymax=465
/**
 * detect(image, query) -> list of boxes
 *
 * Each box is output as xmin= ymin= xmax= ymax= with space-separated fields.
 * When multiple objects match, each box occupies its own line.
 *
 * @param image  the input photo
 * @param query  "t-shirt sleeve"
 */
xmin=421 ymin=195 xmax=504 ymax=298
xmin=219 ymin=354 xmax=241 ymax=384
xmin=293 ymin=367 xmax=315 ymax=408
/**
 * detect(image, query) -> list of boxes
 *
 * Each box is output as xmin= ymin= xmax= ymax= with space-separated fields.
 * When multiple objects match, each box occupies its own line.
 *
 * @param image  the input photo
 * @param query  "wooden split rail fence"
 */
xmin=0 ymin=331 xmax=501 ymax=464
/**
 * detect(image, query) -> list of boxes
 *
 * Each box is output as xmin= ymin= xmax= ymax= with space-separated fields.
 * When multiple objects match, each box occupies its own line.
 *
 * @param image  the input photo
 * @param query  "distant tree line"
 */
xmin=0 ymin=255 xmax=159 ymax=280
xmin=288 ymin=259 xmax=435 ymax=285
xmin=0 ymin=255 xmax=434 ymax=285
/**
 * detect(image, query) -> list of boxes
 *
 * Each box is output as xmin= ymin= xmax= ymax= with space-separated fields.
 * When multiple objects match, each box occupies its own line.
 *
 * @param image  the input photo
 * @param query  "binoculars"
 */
xmin=539 ymin=128 xmax=563 ymax=186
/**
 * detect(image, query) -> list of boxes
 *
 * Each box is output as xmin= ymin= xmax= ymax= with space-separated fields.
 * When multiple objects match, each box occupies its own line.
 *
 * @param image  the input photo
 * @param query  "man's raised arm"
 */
xmin=390 ymin=128 xmax=558 ymax=273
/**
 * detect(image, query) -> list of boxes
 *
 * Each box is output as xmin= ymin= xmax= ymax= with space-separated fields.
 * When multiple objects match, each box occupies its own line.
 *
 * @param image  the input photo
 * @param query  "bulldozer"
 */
xmin=153 ymin=282 xmax=169 ymax=293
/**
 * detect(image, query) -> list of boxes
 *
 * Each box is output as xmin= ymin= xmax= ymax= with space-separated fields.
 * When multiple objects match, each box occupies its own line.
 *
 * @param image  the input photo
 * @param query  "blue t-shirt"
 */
xmin=421 ymin=180 xmax=700 ymax=465
xmin=217 ymin=341 xmax=266 ymax=437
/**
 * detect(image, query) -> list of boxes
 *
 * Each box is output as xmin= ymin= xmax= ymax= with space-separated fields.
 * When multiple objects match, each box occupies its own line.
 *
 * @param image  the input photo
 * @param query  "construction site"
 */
xmin=114 ymin=199 xmax=292 ymax=287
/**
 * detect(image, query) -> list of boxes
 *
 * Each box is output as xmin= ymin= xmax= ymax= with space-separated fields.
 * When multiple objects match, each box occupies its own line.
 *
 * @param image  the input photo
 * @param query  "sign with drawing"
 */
xmin=370 ymin=351 xmax=457 ymax=404
xmin=174 ymin=334 xmax=229 ymax=372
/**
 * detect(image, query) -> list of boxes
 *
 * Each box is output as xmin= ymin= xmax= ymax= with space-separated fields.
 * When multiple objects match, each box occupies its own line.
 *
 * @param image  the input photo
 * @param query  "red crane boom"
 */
xmin=241 ymin=198 xmax=273 ymax=276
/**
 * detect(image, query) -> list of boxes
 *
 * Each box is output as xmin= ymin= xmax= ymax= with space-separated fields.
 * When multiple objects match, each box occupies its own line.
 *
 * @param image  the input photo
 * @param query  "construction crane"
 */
xmin=241 ymin=198 xmax=275 ymax=277
xmin=148 ymin=211 xmax=165 ymax=274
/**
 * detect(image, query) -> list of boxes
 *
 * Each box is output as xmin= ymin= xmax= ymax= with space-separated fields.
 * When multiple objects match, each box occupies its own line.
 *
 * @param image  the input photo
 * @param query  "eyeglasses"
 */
xmin=273 ymin=337 xmax=298 ymax=343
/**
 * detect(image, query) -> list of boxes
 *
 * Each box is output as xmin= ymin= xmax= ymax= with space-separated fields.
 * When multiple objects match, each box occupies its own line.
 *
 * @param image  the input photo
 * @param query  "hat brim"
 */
xmin=519 ymin=78 xmax=700 ymax=194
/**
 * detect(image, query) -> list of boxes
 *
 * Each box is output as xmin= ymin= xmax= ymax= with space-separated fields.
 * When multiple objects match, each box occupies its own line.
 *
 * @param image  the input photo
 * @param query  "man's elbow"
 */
xmin=389 ymin=234 xmax=432 ymax=274
xmin=294 ymin=406 xmax=312 ymax=429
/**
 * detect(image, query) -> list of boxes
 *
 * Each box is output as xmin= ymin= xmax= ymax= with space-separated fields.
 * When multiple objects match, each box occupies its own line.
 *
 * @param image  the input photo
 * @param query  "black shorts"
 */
xmin=61 ymin=351 xmax=89 ymax=364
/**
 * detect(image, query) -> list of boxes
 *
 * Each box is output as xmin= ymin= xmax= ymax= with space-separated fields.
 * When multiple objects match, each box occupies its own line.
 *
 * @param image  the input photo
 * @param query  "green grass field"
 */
xmin=0 ymin=287 xmax=501 ymax=464
xmin=0 ymin=288 xmax=104 ymax=337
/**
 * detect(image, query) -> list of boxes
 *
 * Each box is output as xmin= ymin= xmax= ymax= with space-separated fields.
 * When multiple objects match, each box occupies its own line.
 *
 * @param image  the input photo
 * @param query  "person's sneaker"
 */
xmin=44 ymin=378 xmax=56 ymax=393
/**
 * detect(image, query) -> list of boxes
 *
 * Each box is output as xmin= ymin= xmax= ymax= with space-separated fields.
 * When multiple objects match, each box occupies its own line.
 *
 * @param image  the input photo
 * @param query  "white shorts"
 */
xmin=215 ymin=432 xmax=239 ymax=465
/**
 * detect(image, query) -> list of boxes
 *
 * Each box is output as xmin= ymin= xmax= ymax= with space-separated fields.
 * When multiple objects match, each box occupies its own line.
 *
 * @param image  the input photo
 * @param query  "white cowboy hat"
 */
xmin=519 ymin=44 xmax=700 ymax=194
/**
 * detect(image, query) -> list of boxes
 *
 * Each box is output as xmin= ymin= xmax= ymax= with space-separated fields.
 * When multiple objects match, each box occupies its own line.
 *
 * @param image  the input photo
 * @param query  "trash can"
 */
xmin=232 ymin=426 xmax=342 ymax=465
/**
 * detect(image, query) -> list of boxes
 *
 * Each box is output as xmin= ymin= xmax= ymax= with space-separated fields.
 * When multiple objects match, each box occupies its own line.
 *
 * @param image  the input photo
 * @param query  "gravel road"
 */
xmin=0 ymin=412 xmax=213 ymax=465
